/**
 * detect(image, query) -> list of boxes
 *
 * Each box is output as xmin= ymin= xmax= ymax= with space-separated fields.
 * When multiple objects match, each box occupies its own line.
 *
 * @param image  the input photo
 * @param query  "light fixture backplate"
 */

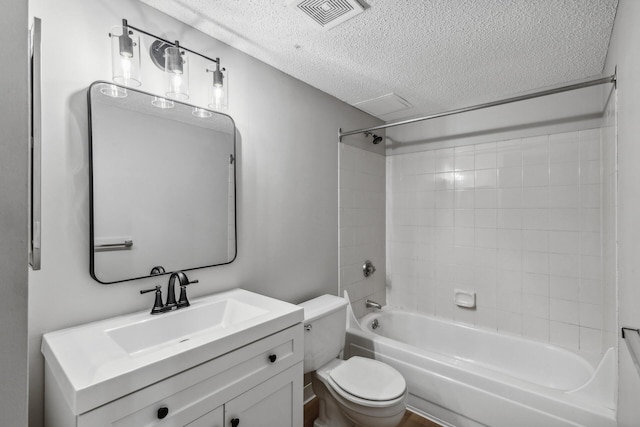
xmin=149 ymin=40 xmax=174 ymax=71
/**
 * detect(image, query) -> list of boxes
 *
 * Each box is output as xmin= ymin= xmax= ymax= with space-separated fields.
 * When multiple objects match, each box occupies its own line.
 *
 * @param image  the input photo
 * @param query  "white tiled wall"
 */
xmin=339 ymin=144 xmax=386 ymax=318
xmin=387 ymin=129 xmax=610 ymax=354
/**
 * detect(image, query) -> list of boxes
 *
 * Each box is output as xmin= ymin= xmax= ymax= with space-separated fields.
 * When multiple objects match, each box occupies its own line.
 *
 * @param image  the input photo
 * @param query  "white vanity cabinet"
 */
xmin=42 ymin=290 xmax=304 ymax=427
xmin=47 ymin=325 xmax=303 ymax=427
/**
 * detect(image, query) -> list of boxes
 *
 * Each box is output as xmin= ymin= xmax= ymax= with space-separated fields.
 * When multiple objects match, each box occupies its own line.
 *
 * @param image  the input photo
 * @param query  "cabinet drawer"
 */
xmin=78 ymin=325 xmax=303 ymax=427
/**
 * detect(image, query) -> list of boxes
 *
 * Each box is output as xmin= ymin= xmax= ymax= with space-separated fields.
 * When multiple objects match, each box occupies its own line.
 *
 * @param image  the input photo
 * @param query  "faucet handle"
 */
xmin=140 ymin=285 xmax=165 ymax=315
xmin=363 ymin=260 xmax=376 ymax=277
xmin=177 ymin=277 xmax=198 ymax=308
xmin=139 ymin=285 xmax=161 ymax=294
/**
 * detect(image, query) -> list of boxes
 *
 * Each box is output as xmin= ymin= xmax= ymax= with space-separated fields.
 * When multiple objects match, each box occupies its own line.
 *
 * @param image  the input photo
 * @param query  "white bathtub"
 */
xmin=345 ymin=307 xmax=616 ymax=427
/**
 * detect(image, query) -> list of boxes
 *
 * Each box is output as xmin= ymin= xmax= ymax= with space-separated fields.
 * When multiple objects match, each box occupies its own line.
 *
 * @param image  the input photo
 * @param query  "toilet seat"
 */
xmin=327 ymin=357 xmax=406 ymax=407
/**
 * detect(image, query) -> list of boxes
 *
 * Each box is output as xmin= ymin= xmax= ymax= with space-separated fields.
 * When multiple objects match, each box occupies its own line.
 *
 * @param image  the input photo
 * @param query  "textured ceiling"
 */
xmin=139 ymin=0 xmax=618 ymax=121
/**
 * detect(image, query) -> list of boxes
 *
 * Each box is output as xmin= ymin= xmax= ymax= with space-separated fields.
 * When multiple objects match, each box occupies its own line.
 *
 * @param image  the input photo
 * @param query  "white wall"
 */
xmin=27 ymin=0 xmax=379 ymax=425
xmin=602 ymin=0 xmax=640 ymax=424
xmin=0 ymin=0 xmax=29 ymax=425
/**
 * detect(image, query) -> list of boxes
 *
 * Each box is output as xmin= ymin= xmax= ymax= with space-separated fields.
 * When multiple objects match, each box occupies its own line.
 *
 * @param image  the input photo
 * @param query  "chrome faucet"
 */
xmin=140 ymin=271 xmax=198 ymax=314
xmin=366 ymin=299 xmax=382 ymax=309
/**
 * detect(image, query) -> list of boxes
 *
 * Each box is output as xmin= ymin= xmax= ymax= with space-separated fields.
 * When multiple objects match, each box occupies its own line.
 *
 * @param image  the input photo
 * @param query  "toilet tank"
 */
xmin=299 ymin=294 xmax=348 ymax=373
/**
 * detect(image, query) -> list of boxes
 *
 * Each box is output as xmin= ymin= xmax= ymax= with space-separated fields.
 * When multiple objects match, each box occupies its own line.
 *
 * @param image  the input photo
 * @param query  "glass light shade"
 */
xmin=165 ymin=46 xmax=189 ymax=100
xmin=192 ymin=107 xmax=212 ymax=118
xmin=110 ymin=26 xmax=141 ymax=87
xmin=207 ymin=64 xmax=228 ymax=111
xmin=99 ymin=83 xmax=127 ymax=98
xmin=151 ymin=97 xmax=174 ymax=109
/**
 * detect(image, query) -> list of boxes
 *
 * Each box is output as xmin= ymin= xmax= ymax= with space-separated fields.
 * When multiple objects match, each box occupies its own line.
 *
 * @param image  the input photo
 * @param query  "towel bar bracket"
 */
xmin=622 ymin=326 xmax=640 ymax=378
xmin=622 ymin=327 xmax=640 ymax=339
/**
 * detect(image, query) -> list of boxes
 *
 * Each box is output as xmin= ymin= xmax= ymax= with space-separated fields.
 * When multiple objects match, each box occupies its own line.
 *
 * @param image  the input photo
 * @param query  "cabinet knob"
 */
xmin=157 ymin=406 xmax=169 ymax=419
xmin=231 ymin=418 xmax=240 ymax=427
xmin=268 ymin=354 xmax=277 ymax=363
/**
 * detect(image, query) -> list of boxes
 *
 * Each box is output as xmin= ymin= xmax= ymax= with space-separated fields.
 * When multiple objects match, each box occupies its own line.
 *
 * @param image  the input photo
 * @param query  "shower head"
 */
xmin=364 ymin=131 xmax=384 ymax=145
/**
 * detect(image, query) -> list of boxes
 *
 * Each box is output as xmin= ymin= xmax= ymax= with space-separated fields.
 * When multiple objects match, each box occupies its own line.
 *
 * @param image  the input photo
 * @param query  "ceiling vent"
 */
xmin=353 ymin=93 xmax=413 ymax=118
xmin=290 ymin=0 xmax=365 ymax=30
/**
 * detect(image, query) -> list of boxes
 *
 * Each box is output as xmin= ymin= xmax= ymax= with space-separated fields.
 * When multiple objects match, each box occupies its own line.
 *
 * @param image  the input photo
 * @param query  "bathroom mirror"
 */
xmin=88 ymin=81 xmax=236 ymax=284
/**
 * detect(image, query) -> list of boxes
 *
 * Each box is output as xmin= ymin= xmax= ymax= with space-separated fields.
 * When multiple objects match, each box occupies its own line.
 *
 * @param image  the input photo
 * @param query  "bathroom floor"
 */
xmin=303 ymin=398 xmax=442 ymax=427
xmin=398 ymin=411 xmax=443 ymax=427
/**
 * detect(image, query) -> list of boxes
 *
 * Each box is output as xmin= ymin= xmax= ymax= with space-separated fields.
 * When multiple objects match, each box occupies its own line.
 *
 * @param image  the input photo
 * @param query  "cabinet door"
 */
xmin=224 ymin=363 xmax=302 ymax=427
xmin=185 ymin=406 xmax=223 ymax=427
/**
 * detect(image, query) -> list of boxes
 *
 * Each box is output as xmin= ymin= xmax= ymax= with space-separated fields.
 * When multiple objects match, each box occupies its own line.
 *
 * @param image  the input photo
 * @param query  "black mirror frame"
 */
xmin=87 ymin=81 xmax=237 ymax=284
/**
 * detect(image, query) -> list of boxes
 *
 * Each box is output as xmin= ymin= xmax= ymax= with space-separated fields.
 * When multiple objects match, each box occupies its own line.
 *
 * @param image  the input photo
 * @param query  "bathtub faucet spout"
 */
xmin=366 ymin=299 xmax=382 ymax=309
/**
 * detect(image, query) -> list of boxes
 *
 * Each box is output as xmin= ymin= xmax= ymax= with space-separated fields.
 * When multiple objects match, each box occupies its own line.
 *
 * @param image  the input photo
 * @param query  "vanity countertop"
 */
xmin=42 ymin=288 xmax=303 ymax=415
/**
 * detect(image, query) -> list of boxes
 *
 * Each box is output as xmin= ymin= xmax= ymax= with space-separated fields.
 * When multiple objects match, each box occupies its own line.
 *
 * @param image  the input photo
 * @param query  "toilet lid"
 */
xmin=329 ymin=356 xmax=406 ymax=401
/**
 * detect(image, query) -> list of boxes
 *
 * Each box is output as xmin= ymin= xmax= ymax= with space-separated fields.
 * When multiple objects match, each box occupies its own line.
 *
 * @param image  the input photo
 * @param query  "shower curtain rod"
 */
xmin=339 ymin=74 xmax=616 ymax=141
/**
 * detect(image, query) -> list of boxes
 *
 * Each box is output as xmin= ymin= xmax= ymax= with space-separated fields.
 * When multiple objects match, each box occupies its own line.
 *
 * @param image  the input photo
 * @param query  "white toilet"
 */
xmin=300 ymin=294 xmax=407 ymax=427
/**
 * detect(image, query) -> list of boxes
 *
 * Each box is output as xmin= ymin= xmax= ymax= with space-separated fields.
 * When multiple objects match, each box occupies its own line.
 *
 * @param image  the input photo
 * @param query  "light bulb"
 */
xmin=172 ymin=73 xmax=182 ymax=92
xmin=120 ymin=57 xmax=132 ymax=80
xmin=214 ymin=86 xmax=224 ymax=102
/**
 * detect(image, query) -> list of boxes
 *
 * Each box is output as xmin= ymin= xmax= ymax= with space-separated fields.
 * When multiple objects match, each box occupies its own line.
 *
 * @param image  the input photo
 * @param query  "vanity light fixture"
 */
xmin=207 ymin=59 xmax=228 ymax=111
xmin=108 ymin=19 xmax=141 ymax=88
xmin=108 ymin=19 xmax=228 ymax=110
xmin=162 ymin=41 xmax=190 ymax=100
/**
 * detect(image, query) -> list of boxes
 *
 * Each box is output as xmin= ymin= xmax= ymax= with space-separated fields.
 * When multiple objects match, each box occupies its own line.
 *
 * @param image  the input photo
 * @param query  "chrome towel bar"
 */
xmin=622 ymin=327 xmax=640 ymax=377
xmin=95 ymin=240 xmax=133 ymax=249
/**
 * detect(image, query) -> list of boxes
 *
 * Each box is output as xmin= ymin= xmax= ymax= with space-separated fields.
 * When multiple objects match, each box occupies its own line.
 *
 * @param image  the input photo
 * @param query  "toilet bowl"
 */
xmin=312 ymin=357 xmax=407 ymax=427
xmin=299 ymin=295 xmax=407 ymax=427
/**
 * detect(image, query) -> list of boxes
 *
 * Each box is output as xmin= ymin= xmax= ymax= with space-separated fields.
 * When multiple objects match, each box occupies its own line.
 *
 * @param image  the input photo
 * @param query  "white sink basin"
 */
xmin=41 ymin=288 xmax=303 ymax=415
xmin=106 ymin=298 xmax=269 ymax=354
